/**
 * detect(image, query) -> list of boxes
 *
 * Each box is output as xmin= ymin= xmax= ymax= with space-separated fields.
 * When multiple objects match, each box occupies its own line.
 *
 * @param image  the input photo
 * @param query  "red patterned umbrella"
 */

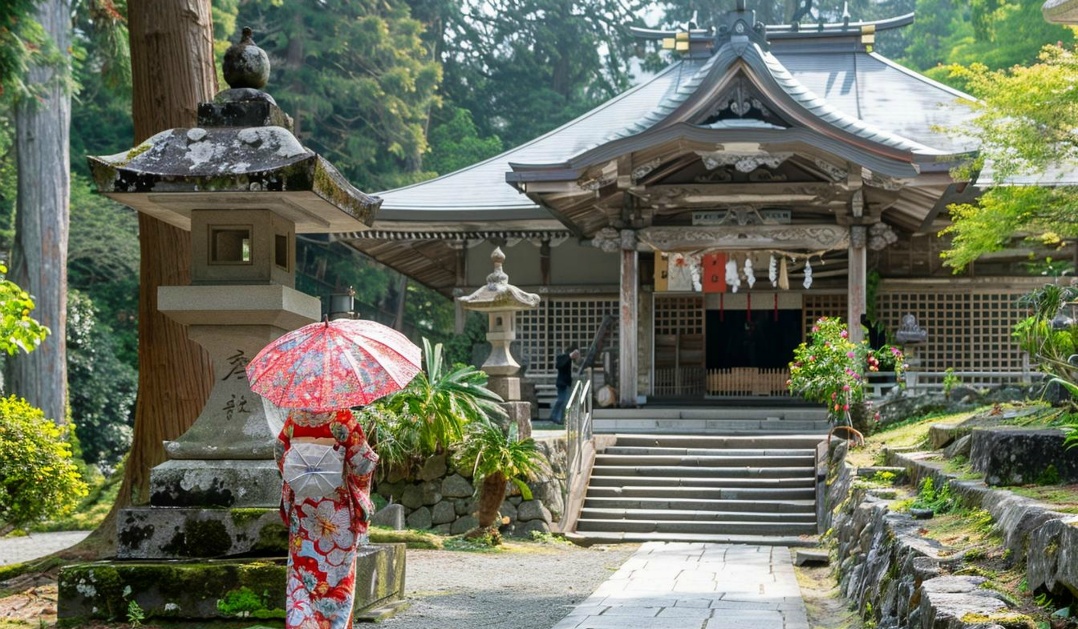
xmin=246 ymin=318 xmax=422 ymax=411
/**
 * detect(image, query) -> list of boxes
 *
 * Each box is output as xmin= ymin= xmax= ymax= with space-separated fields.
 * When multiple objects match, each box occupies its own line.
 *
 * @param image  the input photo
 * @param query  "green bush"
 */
xmin=0 ymin=396 xmax=88 ymax=534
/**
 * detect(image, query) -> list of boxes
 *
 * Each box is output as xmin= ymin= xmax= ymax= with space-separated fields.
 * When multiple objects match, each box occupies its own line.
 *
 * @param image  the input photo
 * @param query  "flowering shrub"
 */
xmin=866 ymin=344 xmax=906 ymax=381
xmin=788 ymin=317 xmax=904 ymax=429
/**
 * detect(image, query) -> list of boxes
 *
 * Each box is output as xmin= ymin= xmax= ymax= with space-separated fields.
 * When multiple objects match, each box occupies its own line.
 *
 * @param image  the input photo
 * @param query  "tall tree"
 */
xmin=110 ymin=0 xmax=217 ymax=519
xmin=236 ymin=0 xmax=442 ymax=190
xmin=436 ymin=0 xmax=648 ymax=150
xmin=7 ymin=0 xmax=72 ymax=425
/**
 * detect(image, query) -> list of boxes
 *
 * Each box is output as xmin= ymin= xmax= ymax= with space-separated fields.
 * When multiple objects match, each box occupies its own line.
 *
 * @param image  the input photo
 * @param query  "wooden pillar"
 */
xmin=848 ymin=225 xmax=867 ymax=345
xmin=619 ymin=229 xmax=639 ymax=407
xmin=453 ymin=243 xmax=467 ymax=334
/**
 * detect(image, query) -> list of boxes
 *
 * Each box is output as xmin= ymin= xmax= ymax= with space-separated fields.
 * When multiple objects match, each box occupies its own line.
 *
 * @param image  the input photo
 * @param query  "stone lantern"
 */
xmin=457 ymin=247 xmax=541 ymax=436
xmin=86 ymin=32 xmax=378 ymax=550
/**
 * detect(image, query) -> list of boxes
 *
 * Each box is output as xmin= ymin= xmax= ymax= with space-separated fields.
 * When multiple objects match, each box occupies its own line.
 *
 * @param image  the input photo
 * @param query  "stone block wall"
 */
xmin=372 ymin=434 xmax=568 ymax=537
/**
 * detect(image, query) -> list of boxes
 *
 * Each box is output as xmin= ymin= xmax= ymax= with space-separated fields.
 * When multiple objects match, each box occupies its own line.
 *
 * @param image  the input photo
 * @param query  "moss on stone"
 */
xmin=958 ymin=611 xmax=1034 ymax=628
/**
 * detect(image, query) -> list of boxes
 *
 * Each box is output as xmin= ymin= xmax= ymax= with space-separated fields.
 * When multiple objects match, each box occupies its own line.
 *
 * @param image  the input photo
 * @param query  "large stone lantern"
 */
xmin=86 ymin=32 xmax=379 ymax=551
xmin=457 ymin=247 xmax=540 ymax=436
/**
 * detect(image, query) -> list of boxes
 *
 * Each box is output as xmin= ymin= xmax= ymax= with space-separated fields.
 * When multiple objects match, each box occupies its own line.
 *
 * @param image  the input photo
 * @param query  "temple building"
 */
xmin=335 ymin=4 xmax=1064 ymax=407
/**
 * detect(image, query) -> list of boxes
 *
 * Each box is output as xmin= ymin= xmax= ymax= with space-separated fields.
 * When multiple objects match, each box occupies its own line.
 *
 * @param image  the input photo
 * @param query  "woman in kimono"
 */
xmin=275 ymin=408 xmax=378 ymax=629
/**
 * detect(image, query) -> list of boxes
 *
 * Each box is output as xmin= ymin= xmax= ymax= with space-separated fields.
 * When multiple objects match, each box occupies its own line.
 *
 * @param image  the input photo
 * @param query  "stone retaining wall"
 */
xmin=832 ymin=487 xmax=1023 ymax=629
xmin=828 ymin=436 xmax=1078 ymax=629
xmin=372 ymin=435 xmax=567 ymax=537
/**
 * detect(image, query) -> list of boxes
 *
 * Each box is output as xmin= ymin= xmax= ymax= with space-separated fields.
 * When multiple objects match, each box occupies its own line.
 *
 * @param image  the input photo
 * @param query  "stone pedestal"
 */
xmin=114 ymin=285 xmax=321 ymax=560
xmin=59 ymin=544 xmax=406 ymax=622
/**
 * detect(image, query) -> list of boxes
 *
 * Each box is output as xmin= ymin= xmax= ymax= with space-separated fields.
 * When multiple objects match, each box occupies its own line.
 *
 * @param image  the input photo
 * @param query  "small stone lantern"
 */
xmin=457 ymin=248 xmax=541 ymax=436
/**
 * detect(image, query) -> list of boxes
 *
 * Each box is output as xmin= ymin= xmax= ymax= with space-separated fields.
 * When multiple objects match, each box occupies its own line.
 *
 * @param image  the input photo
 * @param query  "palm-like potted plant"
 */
xmin=453 ymin=420 xmax=544 ymax=543
xmin=367 ymin=338 xmax=507 ymax=475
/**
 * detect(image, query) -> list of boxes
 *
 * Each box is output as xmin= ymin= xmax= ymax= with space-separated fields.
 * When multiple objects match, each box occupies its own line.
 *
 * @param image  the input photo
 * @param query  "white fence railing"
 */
xmin=563 ymin=373 xmax=593 ymax=511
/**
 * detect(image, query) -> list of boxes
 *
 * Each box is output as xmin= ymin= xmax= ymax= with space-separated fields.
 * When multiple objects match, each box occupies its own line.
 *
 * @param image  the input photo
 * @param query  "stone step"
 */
xmin=575 ymin=517 xmax=818 ymax=537
xmin=593 ymin=418 xmax=830 ymax=434
xmin=594 ymin=453 xmax=816 ymax=468
xmin=586 ymin=474 xmax=816 ymax=489
xmin=593 ymin=408 xmax=828 ymax=422
xmin=568 ymin=530 xmax=819 ymax=547
xmin=590 ymin=464 xmax=813 ymax=479
xmin=603 ymin=445 xmax=819 ymax=457
xmin=579 ymin=507 xmax=818 ymax=523
xmin=612 ymin=434 xmax=826 ymax=449
xmin=582 ymin=496 xmax=816 ymax=513
xmin=585 ymin=485 xmax=816 ymax=501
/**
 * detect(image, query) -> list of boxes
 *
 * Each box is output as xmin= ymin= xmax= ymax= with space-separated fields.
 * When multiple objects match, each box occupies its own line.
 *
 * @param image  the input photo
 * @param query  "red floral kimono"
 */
xmin=275 ymin=409 xmax=378 ymax=629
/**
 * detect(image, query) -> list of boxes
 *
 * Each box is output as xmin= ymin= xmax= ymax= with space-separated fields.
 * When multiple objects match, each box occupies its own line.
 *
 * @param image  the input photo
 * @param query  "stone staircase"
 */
xmin=572 ymin=432 xmax=826 ymax=546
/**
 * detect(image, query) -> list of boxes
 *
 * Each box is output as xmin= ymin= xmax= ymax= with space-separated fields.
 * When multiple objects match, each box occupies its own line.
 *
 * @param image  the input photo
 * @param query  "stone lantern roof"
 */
xmin=457 ymin=247 xmax=541 ymax=311
xmin=87 ymin=29 xmax=380 ymax=234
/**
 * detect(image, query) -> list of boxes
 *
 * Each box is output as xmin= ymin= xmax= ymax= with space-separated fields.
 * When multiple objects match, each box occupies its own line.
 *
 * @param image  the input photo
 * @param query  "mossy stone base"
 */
xmin=118 ymin=506 xmax=286 ymax=559
xmin=58 ymin=543 xmax=405 ymax=623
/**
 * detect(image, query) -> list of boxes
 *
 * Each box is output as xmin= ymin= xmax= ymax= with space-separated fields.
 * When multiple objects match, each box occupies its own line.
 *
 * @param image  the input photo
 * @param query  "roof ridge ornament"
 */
xmin=716 ymin=1 xmax=769 ymax=54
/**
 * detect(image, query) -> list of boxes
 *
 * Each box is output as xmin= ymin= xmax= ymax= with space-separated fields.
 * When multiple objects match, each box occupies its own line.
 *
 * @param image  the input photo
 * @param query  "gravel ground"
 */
xmin=379 ymin=542 xmax=639 ymax=629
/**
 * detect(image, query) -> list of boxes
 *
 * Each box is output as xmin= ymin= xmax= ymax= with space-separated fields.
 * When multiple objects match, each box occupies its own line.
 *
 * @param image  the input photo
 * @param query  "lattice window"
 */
xmin=802 ymin=294 xmax=848 ymax=340
xmin=654 ymin=295 xmax=705 ymax=335
xmin=875 ymin=287 xmax=1028 ymax=374
xmin=516 ymin=297 xmax=620 ymax=375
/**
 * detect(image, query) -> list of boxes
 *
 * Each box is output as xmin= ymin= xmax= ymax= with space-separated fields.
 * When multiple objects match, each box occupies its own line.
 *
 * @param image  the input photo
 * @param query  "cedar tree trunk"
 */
xmin=86 ymin=1 xmax=218 ymax=557
xmin=8 ymin=0 xmax=71 ymax=426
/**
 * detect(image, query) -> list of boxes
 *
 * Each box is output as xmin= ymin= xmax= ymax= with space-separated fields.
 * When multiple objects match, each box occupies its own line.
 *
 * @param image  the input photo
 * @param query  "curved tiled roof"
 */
xmin=375 ymin=24 xmax=978 ymax=218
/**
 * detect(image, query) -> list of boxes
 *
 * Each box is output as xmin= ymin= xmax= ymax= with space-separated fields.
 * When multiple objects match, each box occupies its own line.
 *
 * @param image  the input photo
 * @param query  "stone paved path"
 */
xmin=551 ymin=542 xmax=809 ymax=629
xmin=0 ymin=531 xmax=90 ymax=566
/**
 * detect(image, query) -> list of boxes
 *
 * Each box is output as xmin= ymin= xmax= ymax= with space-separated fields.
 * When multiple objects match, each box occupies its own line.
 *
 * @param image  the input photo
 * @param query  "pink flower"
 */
xmin=840 ymin=330 xmax=848 ymax=338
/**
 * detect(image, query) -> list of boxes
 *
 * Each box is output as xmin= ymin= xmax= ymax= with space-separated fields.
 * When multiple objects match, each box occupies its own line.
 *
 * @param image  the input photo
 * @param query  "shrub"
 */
xmin=0 ymin=396 xmax=88 ymax=534
xmin=788 ymin=316 xmax=867 ymax=425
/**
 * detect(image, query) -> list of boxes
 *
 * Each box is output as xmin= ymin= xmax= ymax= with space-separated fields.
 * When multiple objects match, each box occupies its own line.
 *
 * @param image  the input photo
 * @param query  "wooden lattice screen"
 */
xmin=874 ymin=286 xmax=1030 ymax=374
xmin=653 ymin=295 xmax=706 ymax=396
xmin=516 ymin=297 xmax=620 ymax=375
xmin=802 ymin=294 xmax=848 ymax=339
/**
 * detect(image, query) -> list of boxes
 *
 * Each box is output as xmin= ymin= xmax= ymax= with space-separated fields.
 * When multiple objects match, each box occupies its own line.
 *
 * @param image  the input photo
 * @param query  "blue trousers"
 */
xmin=550 ymin=384 xmax=570 ymax=423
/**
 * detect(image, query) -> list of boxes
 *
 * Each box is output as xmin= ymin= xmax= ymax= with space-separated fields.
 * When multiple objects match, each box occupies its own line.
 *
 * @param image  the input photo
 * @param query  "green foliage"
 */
xmin=426 ymin=106 xmax=503 ymax=176
xmin=453 ymin=420 xmax=543 ymax=500
xmin=216 ymin=586 xmax=275 ymax=618
xmin=0 ymin=262 xmax=49 ymax=355
xmin=0 ymin=396 xmax=88 ymax=534
xmin=120 ymin=584 xmax=144 ymax=626
xmin=443 ymin=311 xmax=486 ymax=368
xmin=943 ymin=368 xmax=961 ymax=400
xmin=367 ymin=338 xmax=506 ymax=470
xmin=67 ymin=290 xmax=136 ymax=472
xmin=32 ymin=463 xmax=118 ymax=532
xmin=910 ymin=477 xmax=959 ymax=514
xmin=438 ymin=0 xmax=647 ymax=150
xmin=233 ymin=1 xmax=441 ymax=190
xmin=1011 ymin=285 xmax=1078 ymax=402
xmin=942 ymin=46 xmax=1078 ymax=271
xmin=1036 ymin=464 xmax=1061 ymax=486
xmin=67 ymin=177 xmax=139 ymax=367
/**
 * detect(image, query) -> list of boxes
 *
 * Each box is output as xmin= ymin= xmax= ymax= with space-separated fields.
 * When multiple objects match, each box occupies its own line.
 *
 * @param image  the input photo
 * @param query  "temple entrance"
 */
xmin=652 ymin=293 xmax=801 ymax=399
xmin=705 ymin=305 xmax=801 ymax=397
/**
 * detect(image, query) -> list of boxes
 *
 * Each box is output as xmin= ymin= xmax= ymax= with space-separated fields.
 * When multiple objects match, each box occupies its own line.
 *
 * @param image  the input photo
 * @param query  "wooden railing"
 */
xmin=706 ymin=368 xmax=791 ymax=397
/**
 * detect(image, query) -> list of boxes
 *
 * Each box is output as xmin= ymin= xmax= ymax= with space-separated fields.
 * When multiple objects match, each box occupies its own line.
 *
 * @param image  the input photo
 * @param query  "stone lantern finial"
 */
xmin=223 ymin=27 xmax=270 ymax=90
xmin=459 ymin=247 xmax=541 ymax=310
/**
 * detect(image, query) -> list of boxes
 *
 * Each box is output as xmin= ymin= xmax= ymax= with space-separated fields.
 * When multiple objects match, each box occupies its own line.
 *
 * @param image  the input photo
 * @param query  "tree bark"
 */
xmin=8 ymin=0 xmax=72 ymax=426
xmin=475 ymin=472 xmax=508 ymax=529
xmin=112 ymin=0 xmax=217 ymax=516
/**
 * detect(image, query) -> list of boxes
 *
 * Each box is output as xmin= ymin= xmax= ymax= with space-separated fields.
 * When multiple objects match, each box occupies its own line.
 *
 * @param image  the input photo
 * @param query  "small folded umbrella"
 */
xmin=282 ymin=441 xmax=346 ymax=500
xmin=246 ymin=318 xmax=422 ymax=411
